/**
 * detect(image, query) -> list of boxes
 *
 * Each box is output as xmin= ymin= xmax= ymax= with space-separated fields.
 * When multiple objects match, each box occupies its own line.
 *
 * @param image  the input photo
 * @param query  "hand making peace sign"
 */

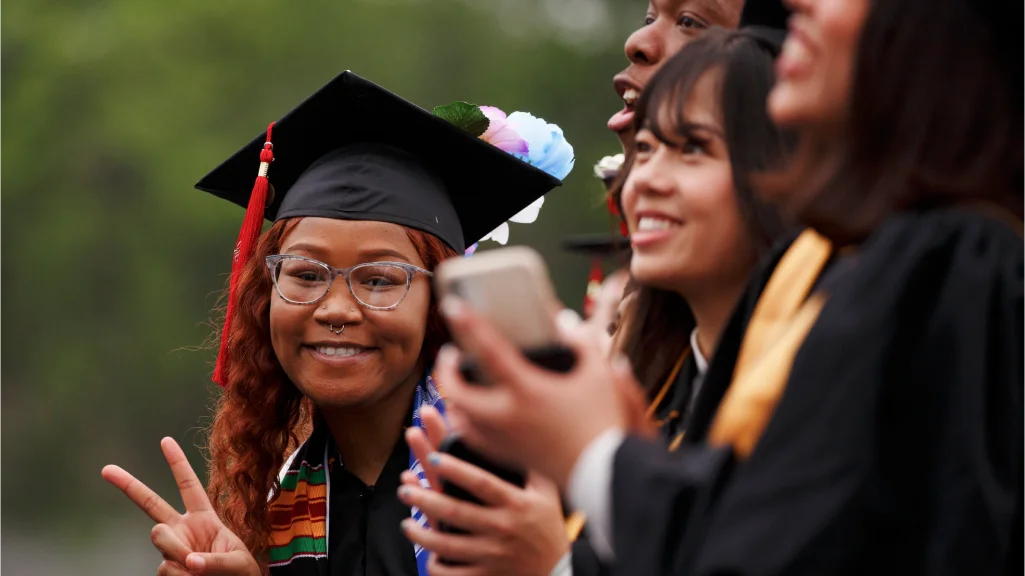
xmin=101 ymin=437 xmax=262 ymax=576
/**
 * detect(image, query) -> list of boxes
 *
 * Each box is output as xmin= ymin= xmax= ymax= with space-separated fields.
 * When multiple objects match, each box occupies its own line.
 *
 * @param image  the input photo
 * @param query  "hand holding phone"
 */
xmin=435 ymin=435 xmax=527 ymax=566
xmin=434 ymin=246 xmax=576 ymax=382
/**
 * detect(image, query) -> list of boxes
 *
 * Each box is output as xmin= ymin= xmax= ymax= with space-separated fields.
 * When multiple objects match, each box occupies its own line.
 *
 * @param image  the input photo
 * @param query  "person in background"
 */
xmin=404 ymin=3 xmax=790 ymax=576
xmin=561 ymin=230 xmax=631 ymax=348
xmin=609 ymin=0 xmax=751 ymax=151
xmin=433 ymin=0 xmax=1023 ymax=572
xmin=101 ymin=72 xmax=574 ymax=576
xmin=412 ymin=17 xmax=793 ymax=576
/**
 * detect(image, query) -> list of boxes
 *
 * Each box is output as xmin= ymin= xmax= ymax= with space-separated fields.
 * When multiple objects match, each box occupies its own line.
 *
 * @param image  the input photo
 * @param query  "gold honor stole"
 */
xmin=708 ymin=229 xmax=832 ymax=458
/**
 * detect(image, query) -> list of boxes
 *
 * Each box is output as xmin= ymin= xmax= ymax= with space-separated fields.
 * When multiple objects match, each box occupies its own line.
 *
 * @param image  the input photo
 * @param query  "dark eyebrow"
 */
xmin=357 ymin=247 xmax=414 ymax=264
xmin=280 ymin=242 xmax=327 ymax=255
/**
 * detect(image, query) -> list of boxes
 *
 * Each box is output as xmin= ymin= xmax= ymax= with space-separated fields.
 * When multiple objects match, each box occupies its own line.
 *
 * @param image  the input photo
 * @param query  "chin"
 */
xmin=767 ymin=82 xmax=813 ymax=128
xmin=296 ymin=377 xmax=377 ymax=408
xmin=630 ymin=259 xmax=685 ymax=294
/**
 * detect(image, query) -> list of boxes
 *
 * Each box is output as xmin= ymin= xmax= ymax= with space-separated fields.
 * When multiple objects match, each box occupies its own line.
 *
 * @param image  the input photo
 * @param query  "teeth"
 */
xmin=623 ymin=88 xmax=639 ymax=106
xmin=316 ymin=346 xmax=364 ymax=358
xmin=637 ymin=216 xmax=679 ymax=232
xmin=780 ymin=37 xmax=811 ymax=69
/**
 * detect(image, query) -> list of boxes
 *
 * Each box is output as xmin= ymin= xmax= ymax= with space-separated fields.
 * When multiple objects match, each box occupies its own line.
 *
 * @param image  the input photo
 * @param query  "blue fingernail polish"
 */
xmin=427 ymin=452 xmax=441 ymax=466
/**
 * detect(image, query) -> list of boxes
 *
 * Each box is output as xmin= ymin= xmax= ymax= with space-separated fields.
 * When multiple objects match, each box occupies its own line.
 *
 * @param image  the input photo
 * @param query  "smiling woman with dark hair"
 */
xmin=432 ymin=0 xmax=1022 ymax=573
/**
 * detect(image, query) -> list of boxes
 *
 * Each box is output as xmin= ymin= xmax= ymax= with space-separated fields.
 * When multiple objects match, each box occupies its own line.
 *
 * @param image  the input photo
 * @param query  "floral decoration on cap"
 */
xmin=432 ymin=102 xmax=575 ymax=256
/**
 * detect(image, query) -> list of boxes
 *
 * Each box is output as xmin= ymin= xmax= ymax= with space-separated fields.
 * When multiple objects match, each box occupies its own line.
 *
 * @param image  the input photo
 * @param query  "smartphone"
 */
xmin=435 ymin=434 xmax=526 ymax=565
xmin=434 ymin=246 xmax=576 ymax=382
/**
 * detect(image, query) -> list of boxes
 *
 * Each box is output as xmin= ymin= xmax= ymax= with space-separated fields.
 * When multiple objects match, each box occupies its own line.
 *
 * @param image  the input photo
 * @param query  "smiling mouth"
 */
xmin=622 ymin=87 xmax=639 ymax=109
xmin=637 ymin=216 xmax=682 ymax=231
xmin=311 ymin=345 xmax=371 ymax=358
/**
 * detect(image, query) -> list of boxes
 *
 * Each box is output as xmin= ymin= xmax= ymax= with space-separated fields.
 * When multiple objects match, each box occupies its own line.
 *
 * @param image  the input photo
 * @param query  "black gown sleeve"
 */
xmin=689 ymin=210 xmax=1023 ymax=576
xmin=571 ymin=530 xmax=612 ymax=576
xmin=612 ymin=210 xmax=1024 ymax=576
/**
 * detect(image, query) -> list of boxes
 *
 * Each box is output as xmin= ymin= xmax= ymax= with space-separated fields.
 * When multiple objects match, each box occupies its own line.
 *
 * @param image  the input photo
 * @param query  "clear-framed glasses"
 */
xmin=265 ymin=254 xmax=434 ymax=310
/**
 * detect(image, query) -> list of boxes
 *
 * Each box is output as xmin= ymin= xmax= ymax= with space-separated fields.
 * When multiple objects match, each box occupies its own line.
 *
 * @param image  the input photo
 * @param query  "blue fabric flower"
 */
xmin=506 ymin=112 xmax=575 ymax=181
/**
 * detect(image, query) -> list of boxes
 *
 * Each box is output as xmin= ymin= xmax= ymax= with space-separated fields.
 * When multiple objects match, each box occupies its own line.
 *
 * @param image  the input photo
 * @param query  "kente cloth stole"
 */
xmin=708 ymin=229 xmax=833 ymax=459
xmin=267 ymin=372 xmax=445 ymax=576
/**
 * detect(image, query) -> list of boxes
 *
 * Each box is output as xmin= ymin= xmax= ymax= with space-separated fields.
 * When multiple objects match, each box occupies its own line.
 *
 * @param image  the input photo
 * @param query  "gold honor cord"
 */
xmin=708 ymin=230 xmax=833 ymax=459
xmin=568 ymin=205 xmax=1021 ymax=543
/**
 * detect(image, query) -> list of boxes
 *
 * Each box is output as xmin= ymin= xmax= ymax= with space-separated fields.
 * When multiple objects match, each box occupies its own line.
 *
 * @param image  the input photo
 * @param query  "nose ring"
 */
xmin=328 ymin=323 xmax=345 ymax=335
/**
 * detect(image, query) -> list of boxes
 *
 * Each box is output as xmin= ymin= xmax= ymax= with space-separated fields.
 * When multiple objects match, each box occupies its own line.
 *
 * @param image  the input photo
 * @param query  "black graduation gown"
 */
xmin=327 ymin=438 xmax=419 ymax=576
xmin=572 ymin=355 xmax=702 ymax=576
xmin=609 ymin=209 xmax=1023 ymax=575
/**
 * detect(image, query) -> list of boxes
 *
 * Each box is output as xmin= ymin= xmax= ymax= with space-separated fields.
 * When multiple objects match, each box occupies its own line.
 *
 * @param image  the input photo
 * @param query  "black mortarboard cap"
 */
xmin=196 ymin=71 xmax=562 ymax=254
xmin=198 ymin=71 xmax=564 ymax=385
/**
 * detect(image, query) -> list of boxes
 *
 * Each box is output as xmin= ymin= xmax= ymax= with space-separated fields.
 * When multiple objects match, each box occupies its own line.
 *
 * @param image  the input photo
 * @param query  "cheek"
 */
xmin=621 ymin=179 xmax=640 ymax=223
xmin=688 ymin=166 xmax=744 ymax=249
xmin=818 ymin=0 xmax=870 ymax=114
xmin=663 ymin=34 xmax=688 ymax=63
xmin=377 ymin=284 xmax=430 ymax=354
xmin=268 ymin=294 xmax=308 ymax=363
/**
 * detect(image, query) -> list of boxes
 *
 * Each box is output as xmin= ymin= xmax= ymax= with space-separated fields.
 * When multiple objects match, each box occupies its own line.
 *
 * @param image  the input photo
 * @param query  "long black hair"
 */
xmin=613 ymin=28 xmax=796 ymax=396
xmin=763 ymin=0 xmax=1022 ymax=243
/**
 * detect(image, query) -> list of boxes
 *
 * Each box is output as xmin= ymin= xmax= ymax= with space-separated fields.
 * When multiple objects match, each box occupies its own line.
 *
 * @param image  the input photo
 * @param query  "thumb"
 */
xmin=187 ymin=550 xmax=258 ymax=576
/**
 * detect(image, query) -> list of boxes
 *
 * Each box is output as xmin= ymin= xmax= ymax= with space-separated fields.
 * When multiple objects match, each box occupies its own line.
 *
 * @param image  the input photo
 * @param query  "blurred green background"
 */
xmin=2 ymin=0 xmax=639 ymax=572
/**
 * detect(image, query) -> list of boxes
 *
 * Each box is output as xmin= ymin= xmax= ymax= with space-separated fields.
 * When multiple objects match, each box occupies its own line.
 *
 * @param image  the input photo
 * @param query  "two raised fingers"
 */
xmin=101 ymin=465 xmax=178 ymax=524
xmin=101 ymin=437 xmax=212 ymax=522
xmin=160 ymin=437 xmax=213 ymax=514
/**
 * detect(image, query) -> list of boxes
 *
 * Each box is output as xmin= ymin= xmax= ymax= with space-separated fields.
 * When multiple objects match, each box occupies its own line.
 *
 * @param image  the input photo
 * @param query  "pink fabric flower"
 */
xmin=479 ymin=106 xmax=528 ymax=154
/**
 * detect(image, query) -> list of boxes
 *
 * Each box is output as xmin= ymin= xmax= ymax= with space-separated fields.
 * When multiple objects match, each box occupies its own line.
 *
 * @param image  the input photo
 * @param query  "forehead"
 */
xmin=279 ymin=218 xmax=422 ymax=263
xmin=682 ymin=69 xmax=723 ymax=126
xmin=649 ymin=68 xmax=725 ymax=135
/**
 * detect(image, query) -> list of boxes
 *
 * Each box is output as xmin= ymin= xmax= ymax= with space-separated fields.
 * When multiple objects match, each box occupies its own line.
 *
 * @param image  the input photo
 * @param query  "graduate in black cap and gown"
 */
xmin=428 ymin=0 xmax=1023 ymax=573
xmin=102 ymin=71 xmax=574 ymax=576
xmin=562 ymin=161 xmax=634 ymax=349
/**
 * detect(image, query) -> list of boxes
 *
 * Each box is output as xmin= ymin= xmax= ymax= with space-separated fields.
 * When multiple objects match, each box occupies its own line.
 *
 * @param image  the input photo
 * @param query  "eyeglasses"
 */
xmin=265 ymin=254 xmax=434 ymax=310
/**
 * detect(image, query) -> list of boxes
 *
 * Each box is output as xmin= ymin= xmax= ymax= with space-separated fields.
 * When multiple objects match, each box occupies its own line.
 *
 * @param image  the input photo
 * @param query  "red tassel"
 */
xmin=606 ymin=194 xmax=620 ymax=217
xmin=583 ymin=257 xmax=604 ymax=319
xmin=607 ymin=194 xmax=629 ymax=237
xmin=213 ymin=122 xmax=275 ymax=386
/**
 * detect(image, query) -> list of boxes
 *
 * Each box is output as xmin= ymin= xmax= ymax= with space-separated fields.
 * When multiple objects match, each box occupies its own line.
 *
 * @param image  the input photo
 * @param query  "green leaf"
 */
xmin=432 ymin=101 xmax=490 ymax=138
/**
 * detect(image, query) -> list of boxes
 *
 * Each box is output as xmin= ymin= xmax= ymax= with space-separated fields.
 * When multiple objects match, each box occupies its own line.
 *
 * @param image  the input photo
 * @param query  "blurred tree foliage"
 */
xmin=2 ymin=0 xmax=641 ymax=540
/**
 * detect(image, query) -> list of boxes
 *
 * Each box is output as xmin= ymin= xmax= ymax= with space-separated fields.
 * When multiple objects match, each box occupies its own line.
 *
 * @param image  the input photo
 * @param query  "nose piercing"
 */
xmin=328 ymin=323 xmax=345 ymax=335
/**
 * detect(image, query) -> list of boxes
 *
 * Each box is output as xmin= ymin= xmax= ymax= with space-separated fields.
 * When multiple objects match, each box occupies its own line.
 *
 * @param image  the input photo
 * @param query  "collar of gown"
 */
xmin=690 ymin=328 xmax=709 ymax=376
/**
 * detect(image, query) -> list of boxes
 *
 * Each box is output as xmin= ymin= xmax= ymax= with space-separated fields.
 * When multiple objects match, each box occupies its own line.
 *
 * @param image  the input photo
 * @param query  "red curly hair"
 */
xmin=206 ymin=217 xmax=457 ymax=560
